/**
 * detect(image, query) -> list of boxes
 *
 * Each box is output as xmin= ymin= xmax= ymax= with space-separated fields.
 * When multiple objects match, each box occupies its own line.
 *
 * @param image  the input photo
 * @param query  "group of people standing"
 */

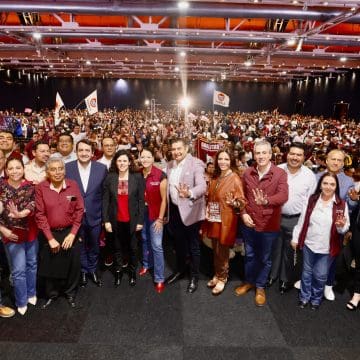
xmin=0 ymin=128 xmax=359 ymax=319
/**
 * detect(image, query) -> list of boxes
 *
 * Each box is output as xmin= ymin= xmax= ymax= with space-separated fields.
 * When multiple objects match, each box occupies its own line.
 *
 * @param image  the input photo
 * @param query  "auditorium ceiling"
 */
xmin=0 ymin=0 xmax=360 ymax=83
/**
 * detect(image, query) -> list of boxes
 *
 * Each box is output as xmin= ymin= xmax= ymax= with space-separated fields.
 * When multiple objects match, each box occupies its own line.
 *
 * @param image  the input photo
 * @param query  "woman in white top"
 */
xmin=291 ymin=172 xmax=349 ymax=310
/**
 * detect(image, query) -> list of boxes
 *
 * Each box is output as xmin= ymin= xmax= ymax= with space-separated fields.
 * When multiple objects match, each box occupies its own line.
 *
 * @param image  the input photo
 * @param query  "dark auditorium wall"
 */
xmin=1 ymin=69 xmax=360 ymax=119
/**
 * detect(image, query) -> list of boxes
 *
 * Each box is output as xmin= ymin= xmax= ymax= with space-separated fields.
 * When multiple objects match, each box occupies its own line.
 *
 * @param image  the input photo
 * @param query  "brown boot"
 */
xmin=255 ymin=288 xmax=266 ymax=306
xmin=234 ymin=283 xmax=255 ymax=296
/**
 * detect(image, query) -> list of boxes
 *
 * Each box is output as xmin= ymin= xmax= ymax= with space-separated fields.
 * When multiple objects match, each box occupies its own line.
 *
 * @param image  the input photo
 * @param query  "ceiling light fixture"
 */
xmin=33 ymin=32 xmax=42 ymax=40
xmin=178 ymin=1 xmax=189 ymax=10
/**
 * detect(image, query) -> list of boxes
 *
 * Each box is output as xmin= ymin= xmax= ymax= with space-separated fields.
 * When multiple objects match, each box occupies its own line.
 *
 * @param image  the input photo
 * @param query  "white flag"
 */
xmin=213 ymin=90 xmax=230 ymax=107
xmin=85 ymin=90 xmax=98 ymax=115
xmin=54 ymin=92 xmax=65 ymax=126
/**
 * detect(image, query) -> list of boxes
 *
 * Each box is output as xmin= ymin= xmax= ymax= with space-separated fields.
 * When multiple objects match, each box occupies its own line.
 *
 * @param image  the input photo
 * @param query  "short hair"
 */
xmin=102 ymin=136 xmax=115 ymax=146
xmin=33 ymin=140 xmax=50 ymax=151
xmin=5 ymin=156 xmax=24 ymax=169
xmin=58 ymin=133 xmax=74 ymax=144
xmin=170 ymin=138 xmax=189 ymax=147
xmin=253 ymin=140 xmax=272 ymax=153
xmin=75 ymin=139 xmax=94 ymax=152
xmin=289 ymin=142 xmax=305 ymax=153
xmin=326 ymin=148 xmax=345 ymax=160
xmin=0 ymin=130 xmax=14 ymax=140
xmin=140 ymin=147 xmax=155 ymax=157
xmin=46 ymin=156 xmax=65 ymax=172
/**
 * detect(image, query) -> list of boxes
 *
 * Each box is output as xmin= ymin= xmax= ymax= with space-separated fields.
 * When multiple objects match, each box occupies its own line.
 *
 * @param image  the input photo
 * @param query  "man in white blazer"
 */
xmin=166 ymin=138 xmax=206 ymax=293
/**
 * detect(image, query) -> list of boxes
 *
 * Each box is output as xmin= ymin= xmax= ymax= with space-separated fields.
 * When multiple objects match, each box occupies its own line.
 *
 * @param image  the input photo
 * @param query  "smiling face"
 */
xmin=217 ymin=151 xmax=231 ymax=173
xmin=320 ymin=175 xmax=337 ymax=199
xmin=326 ymin=150 xmax=344 ymax=174
xmin=57 ymin=135 xmax=73 ymax=156
xmin=46 ymin=160 xmax=65 ymax=186
xmin=5 ymin=159 xmax=24 ymax=183
xmin=287 ymin=146 xmax=305 ymax=171
xmin=140 ymin=149 xmax=154 ymax=169
xmin=171 ymin=140 xmax=188 ymax=164
xmin=76 ymin=141 xmax=93 ymax=165
xmin=116 ymin=154 xmax=130 ymax=173
xmin=0 ymin=132 xmax=15 ymax=154
xmin=33 ymin=144 xmax=50 ymax=166
xmin=254 ymin=143 xmax=272 ymax=170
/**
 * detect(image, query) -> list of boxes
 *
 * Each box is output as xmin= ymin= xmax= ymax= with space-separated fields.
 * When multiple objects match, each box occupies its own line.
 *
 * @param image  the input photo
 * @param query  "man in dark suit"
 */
xmin=66 ymin=139 xmax=107 ymax=287
xmin=165 ymin=138 xmax=206 ymax=294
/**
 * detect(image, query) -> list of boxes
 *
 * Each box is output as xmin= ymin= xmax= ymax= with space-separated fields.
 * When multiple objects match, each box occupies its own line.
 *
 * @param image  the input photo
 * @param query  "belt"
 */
xmin=51 ymin=226 xmax=71 ymax=232
xmin=282 ymin=213 xmax=301 ymax=219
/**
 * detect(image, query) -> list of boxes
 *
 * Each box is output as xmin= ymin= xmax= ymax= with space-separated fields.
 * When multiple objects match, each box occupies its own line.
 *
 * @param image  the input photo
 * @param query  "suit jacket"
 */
xmin=102 ymin=172 xmax=145 ymax=233
xmin=166 ymin=153 xmax=206 ymax=226
xmin=66 ymin=160 xmax=107 ymax=227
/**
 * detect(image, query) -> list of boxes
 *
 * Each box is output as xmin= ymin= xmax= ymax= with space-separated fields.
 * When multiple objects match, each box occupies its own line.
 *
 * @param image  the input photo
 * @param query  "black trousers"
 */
xmin=113 ymin=221 xmax=137 ymax=272
xmin=168 ymin=202 xmax=201 ymax=279
xmin=270 ymin=215 xmax=301 ymax=283
xmin=351 ymin=222 xmax=360 ymax=294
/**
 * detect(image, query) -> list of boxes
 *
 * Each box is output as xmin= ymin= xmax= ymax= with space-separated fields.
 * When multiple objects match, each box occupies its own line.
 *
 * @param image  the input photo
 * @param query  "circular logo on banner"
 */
xmin=90 ymin=98 xmax=97 ymax=107
xmin=217 ymin=93 xmax=225 ymax=102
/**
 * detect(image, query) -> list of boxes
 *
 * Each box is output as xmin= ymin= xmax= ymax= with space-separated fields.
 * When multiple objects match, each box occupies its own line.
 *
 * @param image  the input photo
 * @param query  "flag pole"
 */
xmin=74 ymin=98 xmax=85 ymax=110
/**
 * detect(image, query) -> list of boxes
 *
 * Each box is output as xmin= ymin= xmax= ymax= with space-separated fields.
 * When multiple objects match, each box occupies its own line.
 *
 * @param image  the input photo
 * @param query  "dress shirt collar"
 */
xmin=49 ymin=180 xmax=67 ymax=193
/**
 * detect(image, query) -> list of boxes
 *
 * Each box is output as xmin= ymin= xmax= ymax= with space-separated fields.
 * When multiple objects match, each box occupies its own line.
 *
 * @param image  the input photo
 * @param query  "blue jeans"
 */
xmin=300 ymin=245 xmax=331 ymax=306
xmin=6 ymin=240 xmax=38 ymax=307
xmin=242 ymin=226 xmax=279 ymax=288
xmin=141 ymin=208 xmax=165 ymax=283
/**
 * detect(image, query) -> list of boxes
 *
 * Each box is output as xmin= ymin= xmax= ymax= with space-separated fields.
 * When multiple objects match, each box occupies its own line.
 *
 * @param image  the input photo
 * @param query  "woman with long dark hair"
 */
xmin=202 ymin=149 xmax=245 ymax=295
xmin=102 ymin=150 xmax=145 ymax=287
xmin=291 ymin=172 xmax=349 ymax=310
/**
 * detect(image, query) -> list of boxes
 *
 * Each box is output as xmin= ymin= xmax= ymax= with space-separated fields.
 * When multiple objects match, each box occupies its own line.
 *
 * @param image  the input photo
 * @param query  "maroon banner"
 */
xmin=195 ymin=136 xmax=226 ymax=163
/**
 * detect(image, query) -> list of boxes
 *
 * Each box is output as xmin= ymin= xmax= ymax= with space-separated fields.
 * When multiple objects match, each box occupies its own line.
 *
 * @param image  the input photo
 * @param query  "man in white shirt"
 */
xmin=268 ymin=142 xmax=317 ymax=293
xmin=24 ymin=141 xmax=50 ymax=184
xmin=98 ymin=137 xmax=116 ymax=170
xmin=53 ymin=133 xmax=77 ymax=163
xmin=70 ymin=124 xmax=86 ymax=146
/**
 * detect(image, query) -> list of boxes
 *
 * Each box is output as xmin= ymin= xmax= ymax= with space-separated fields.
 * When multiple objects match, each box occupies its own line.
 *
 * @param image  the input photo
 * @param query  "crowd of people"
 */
xmin=0 ymin=106 xmax=359 ymax=318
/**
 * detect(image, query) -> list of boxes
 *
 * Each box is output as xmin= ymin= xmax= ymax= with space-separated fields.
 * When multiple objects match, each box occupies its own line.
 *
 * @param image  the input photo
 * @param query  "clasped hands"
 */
xmin=48 ymin=233 xmax=75 ymax=254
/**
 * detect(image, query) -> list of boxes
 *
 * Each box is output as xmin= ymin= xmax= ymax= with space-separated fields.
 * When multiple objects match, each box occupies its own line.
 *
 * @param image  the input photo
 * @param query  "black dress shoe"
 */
xmin=66 ymin=296 xmax=76 ymax=308
xmin=129 ymin=271 xmax=136 ymax=287
xmin=80 ymin=272 xmax=88 ymax=287
xmin=42 ymin=297 xmax=57 ymax=310
xmin=187 ymin=278 xmax=198 ymax=294
xmin=114 ymin=271 xmax=123 ymax=287
xmin=279 ymin=281 xmax=292 ymax=294
xmin=298 ymin=300 xmax=308 ymax=309
xmin=266 ymin=277 xmax=277 ymax=288
xmin=166 ymin=272 xmax=185 ymax=285
xmin=89 ymin=272 xmax=102 ymax=287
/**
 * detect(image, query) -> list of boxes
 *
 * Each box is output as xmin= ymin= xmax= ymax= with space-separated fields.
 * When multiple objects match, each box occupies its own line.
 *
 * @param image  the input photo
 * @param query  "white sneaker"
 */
xmin=324 ymin=285 xmax=335 ymax=301
xmin=28 ymin=296 xmax=37 ymax=306
xmin=17 ymin=306 xmax=27 ymax=315
xmin=294 ymin=280 xmax=301 ymax=289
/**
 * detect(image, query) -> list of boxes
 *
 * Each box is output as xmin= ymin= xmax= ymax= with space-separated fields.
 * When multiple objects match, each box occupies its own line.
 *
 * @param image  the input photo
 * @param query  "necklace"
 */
xmin=219 ymin=170 xmax=233 ymax=179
